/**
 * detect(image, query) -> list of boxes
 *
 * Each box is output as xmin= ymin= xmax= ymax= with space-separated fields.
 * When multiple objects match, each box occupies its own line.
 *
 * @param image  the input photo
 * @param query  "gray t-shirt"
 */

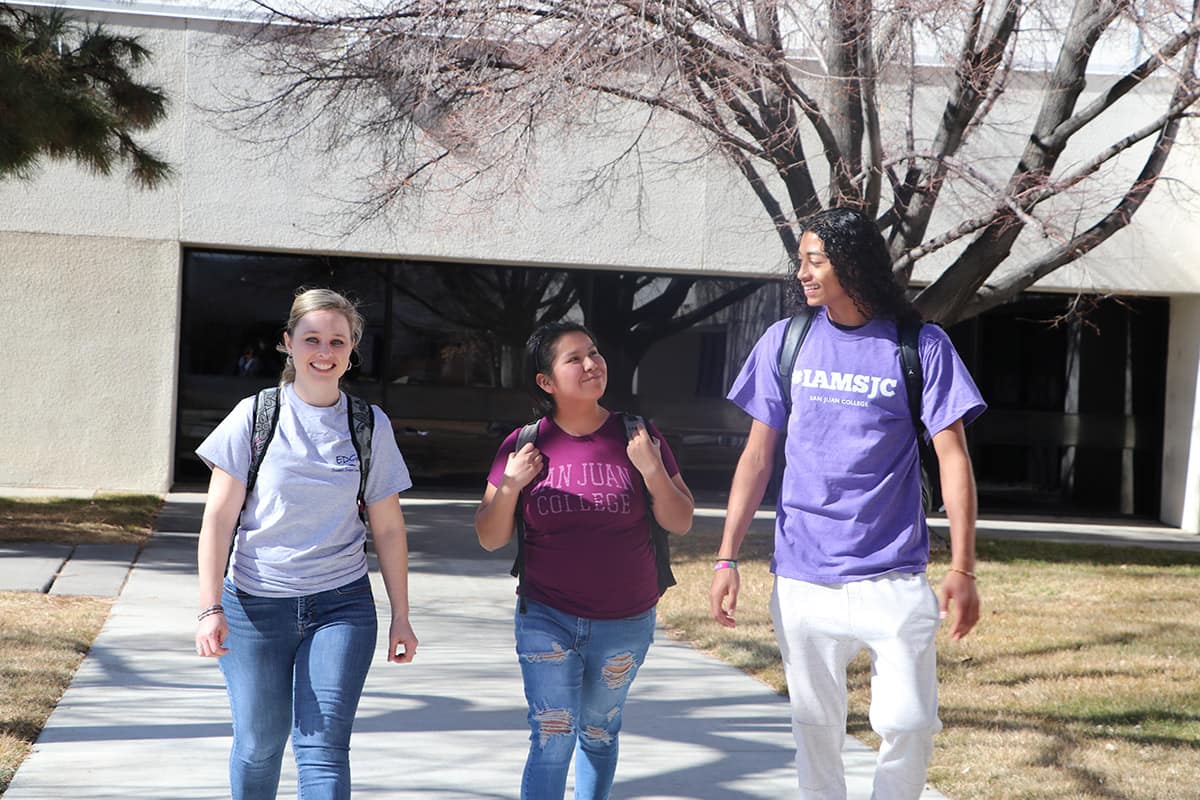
xmin=196 ymin=383 xmax=412 ymax=597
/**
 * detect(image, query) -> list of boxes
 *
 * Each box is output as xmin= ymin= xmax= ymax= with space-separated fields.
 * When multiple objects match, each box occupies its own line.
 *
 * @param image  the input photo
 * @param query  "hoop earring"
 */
xmin=347 ymin=352 xmax=362 ymax=371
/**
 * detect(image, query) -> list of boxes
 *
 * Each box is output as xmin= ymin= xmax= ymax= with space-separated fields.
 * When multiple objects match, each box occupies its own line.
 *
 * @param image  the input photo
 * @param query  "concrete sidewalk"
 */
xmin=3 ymin=493 xmax=953 ymax=799
xmin=0 ymin=542 xmax=140 ymax=596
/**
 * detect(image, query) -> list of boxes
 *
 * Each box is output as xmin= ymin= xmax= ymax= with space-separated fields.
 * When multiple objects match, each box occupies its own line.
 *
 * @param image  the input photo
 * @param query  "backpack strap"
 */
xmin=618 ymin=412 xmax=641 ymax=443
xmin=345 ymin=393 xmax=375 ymax=524
xmin=246 ymin=386 xmax=281 ymax=495
xmin=617 ymin=412 xmax=678 ymax=595
xmin=898 ymin=319 xmax=924 ymax=432
xmin=230 ymin=386 xmax=281 ymax=574
xmin=898 ymin=319 xmax=943 ymax=512
xmin=778 ymin=308 xmax=815 ymax=412
xmin=509 ymin=420 xmax=542 ymax=613
xmin=769 ymin=311 xmax=814 ymax=501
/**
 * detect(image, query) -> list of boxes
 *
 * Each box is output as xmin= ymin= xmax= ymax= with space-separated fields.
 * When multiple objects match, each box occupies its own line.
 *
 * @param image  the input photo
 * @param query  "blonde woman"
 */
xmin=194 ymin=288 xmax=418 ymax=799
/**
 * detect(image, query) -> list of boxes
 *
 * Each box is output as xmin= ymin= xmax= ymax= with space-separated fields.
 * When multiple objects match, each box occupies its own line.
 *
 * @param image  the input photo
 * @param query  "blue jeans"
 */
xmin=514 ymin=598 xmax=656 ymax=800
xmin=219 ymin=574 xmax=377 ymax=800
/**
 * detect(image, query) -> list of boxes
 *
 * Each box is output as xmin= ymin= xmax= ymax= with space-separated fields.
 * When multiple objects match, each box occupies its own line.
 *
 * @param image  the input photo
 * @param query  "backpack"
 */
xmin=246 ymin=386 xmax=376 ymax=523
xmin=776 ymin=308 xmax=942 ymax=513
xmin=508 ymin=413 xmax=678 ymax=613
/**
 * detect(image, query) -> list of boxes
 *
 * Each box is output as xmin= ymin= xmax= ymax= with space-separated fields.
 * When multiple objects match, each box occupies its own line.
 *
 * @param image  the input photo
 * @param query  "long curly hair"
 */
xmin=786 ymin=207 xmax=918 ymax=323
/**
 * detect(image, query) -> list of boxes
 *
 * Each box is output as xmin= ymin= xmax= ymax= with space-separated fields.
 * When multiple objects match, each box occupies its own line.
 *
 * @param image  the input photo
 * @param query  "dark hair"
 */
xmin=525 ymin=321 xmax=597 ymax=416
xmin=787 ymin=207 xmax=918 ymax=322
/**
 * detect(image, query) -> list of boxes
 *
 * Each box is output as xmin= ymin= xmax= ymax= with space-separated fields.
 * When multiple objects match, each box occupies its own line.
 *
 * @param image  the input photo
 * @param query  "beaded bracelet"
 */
xmin=713 ymin=559 xmax=739 ymax=571
xmin=947 ymin=567 xmax=976 ymax=580
xmin=197 ymin=604 xmax=225 ymax=621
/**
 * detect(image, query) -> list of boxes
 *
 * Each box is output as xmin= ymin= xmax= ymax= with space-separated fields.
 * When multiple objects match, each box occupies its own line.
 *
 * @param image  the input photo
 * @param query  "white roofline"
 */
xmin=8 ymin=0 xmax=267 ymax=24
xmin=8 ymin=0 xmax=1143 ymax=75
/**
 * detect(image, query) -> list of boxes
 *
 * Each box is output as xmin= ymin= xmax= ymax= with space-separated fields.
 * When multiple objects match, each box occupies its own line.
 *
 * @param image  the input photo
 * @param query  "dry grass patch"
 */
xmin=0 ymin=493 xmax=161 ymax=793
xmin=658 ymin=519 xmax=1200 ymax=800
xmin=0 ymin=592 xmax=112 ymax=793
xmin=0 ymin=495 xmax=160 ymax=545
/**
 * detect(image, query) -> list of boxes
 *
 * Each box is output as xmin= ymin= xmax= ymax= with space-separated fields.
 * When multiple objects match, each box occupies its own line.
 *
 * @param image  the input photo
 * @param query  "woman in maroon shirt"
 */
xmin=476 ymin=321 xmax=694 ymax=799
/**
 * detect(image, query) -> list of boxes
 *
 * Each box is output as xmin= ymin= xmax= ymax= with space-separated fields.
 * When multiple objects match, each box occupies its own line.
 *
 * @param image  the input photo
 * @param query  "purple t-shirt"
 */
xmin=728 ymin=310 xmax=985 ymax=583
xmin=487 ymin=413 xmax=680 ymax=619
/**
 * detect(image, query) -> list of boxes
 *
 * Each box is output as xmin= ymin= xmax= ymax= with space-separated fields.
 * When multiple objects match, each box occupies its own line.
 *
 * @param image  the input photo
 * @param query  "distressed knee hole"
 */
xmin=582 ymin=725 xmax=614 ymax=746
xmin=524 ymin=642 xmax=569 ymax=663
xmin=601 ymin=652 xmax=636 ymax=689
xmin=534 ymin=708 xmax=573 ymax=745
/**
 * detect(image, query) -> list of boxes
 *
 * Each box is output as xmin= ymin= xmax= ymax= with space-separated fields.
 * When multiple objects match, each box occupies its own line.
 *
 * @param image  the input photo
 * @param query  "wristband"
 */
xmin=198 ymin=604 xmax=225 ymax=621
xmin=713 ymin=559 xmax=738 ymax=571
xmin=947 ymin=567 xmax=976 ymax=580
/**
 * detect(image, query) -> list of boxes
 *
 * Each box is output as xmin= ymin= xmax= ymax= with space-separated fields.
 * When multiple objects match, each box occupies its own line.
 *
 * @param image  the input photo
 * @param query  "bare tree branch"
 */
xmin=222 ymin=0 xmax=1200 ymax=333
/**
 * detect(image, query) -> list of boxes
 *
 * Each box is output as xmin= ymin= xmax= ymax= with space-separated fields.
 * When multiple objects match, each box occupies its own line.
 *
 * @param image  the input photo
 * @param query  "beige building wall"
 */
xmin=0 ymin=12 xmax=185 ymax=495
xmin=0 ymin=232 xmax=180 ymax=493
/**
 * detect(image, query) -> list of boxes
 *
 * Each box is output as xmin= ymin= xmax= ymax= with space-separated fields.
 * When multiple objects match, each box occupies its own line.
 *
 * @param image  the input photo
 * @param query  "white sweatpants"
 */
xmin=770 ymin=572 xmax=942 ymax=800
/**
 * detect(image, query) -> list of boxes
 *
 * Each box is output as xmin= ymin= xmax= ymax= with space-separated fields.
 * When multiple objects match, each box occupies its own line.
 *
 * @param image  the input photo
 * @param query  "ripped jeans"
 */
xmin=514 ymin=598 xmax=656 ymax=800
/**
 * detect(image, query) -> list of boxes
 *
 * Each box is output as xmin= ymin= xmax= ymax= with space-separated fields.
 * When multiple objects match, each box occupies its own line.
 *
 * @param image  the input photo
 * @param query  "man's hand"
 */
xmin=710 ymin=567 xmax=741 ymax=628
xmin=939 ymin=570 xmax=980 ymax=641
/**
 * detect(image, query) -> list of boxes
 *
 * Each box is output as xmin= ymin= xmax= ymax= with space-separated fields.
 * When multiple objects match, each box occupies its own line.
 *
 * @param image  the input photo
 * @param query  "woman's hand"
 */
xmin=626 ymin=424 xmax=666 ymax=479
xmin=388 ymin=615 xmax=419 ymax=664
xmin=503 ymin=442 xmax=544 ymax=491
xmin=195 ymin=612 xmax=229 ymax=658
xmin=476 ymin=440 xmax=538 ymax=551
xmin=196 ymin=467 xmax=241 ymax=658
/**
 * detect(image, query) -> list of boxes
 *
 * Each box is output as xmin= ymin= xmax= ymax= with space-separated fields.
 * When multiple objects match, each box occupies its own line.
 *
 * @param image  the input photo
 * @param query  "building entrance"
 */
xmin=951 ymin=294 xmax=1167 ymax=517
xmin=177 ymin=250 xmax=1168 ymax=518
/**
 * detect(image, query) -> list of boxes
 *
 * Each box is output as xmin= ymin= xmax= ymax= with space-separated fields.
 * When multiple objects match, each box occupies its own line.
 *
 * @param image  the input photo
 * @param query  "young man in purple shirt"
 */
xmin=709 ymin=208 xmax=986 ymax=799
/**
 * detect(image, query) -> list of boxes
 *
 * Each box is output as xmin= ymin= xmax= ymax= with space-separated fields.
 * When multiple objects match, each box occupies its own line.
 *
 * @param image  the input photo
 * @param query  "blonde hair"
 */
xmin=277 ymin=288 xmax=365 ymax=385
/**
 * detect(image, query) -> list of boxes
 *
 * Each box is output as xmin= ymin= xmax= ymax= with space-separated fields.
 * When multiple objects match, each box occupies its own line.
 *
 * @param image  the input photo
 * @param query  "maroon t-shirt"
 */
xmin=487 ymin=413 xmax=681 ymax=619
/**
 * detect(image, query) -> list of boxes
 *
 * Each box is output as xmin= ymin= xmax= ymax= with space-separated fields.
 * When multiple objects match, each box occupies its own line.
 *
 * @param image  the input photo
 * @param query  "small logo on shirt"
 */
xmin=333 ymin=454 xmax=360 ymax=472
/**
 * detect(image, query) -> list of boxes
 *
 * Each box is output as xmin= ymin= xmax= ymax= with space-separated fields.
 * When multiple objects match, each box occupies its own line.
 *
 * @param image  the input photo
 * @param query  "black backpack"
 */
xmin=246 ymin=386 xmax=376 ymax=523
xmin=776 ymin=309 xmax=942 ymax=513
xmin=508 ymin=413 xmax=678 ymax=613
